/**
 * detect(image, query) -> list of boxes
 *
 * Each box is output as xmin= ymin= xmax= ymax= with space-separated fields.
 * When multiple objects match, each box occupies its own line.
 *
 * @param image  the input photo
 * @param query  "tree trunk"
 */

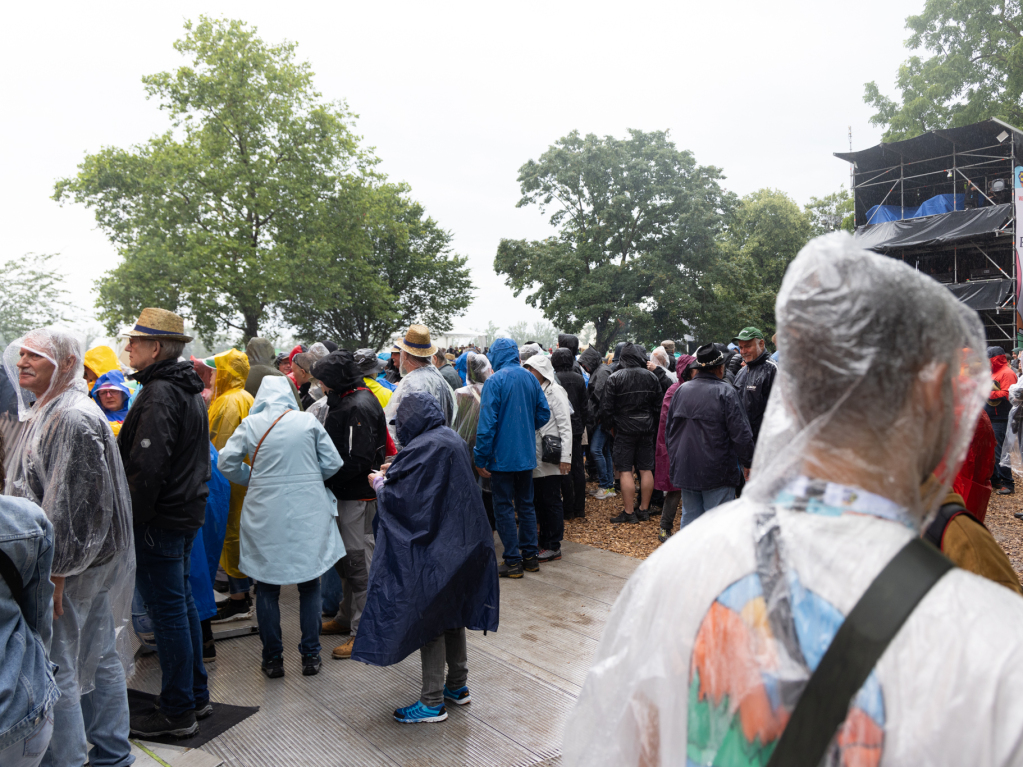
xmin=242 ymin=313 xmax=259 ymax=345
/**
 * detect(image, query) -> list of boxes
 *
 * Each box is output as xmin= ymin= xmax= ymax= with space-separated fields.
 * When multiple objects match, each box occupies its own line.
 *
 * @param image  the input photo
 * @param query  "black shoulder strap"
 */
xmin=766 ymin=537 xmax=953 ymax=767
xmin=0 ymin=548 xmax=24 ymax=605
xmin=923 ymin=501 xmax=975 ymax=549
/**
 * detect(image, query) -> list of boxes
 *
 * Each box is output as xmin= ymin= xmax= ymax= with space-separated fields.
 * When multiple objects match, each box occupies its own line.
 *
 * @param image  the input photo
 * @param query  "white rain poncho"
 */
xmin=564 ymin=234 xmax=1023 ymax=766
xmin=2 ymin=329 xmax=135 ymax=691
xmin=999 ymin=381 xmax=1023 ymax=474
xmin=384 ymin=361 xmax=455 ymax=449
xmin=452 ymin=352 xmax=493 ymax=488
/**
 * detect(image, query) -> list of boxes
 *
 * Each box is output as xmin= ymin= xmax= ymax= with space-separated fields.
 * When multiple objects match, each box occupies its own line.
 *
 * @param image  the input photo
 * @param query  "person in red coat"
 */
xmin=953 ymin=411 xmax=996 ymax=522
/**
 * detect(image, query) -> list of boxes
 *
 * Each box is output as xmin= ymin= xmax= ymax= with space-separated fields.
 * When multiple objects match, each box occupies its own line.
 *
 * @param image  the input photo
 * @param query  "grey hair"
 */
xmin=156 ymin=339 xmax=186 ymax=361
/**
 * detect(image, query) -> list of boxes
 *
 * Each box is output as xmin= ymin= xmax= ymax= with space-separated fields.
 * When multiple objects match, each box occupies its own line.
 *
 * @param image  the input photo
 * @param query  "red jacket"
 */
xmin=953 ymin=411 xmax=997 ymax=522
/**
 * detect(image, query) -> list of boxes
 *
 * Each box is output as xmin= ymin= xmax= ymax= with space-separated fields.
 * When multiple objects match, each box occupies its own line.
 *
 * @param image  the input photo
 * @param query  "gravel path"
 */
xmin=566 ymin=479 xmax=1023 ymax=580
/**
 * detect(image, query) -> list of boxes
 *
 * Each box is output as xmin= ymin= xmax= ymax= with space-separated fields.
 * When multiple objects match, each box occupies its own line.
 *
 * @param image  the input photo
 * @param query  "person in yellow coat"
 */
xmin=207 ymin=348 xmax=255 ymax=622
xmin=83 ymin=345 xmax=121 ymax=390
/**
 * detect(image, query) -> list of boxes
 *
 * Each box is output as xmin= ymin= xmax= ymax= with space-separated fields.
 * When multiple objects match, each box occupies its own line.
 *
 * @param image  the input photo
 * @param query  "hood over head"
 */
xmin=466 ymin=352 xmax=492 ymax=385
xmin=313 ymin=350 xmax=362 ymax=392
xmin=524 ymin=354 xmax=557 ymax=386
xmin=551 ymin=347 xmax=575 ymax=373
xmin=83 ymin=345 xmax=120 ymax=388
xmin=3 ymin=328 xmax=86 ymax=419
xmin=612 ymin=342 xmax=627 ymax=365
xmin=91 ymin=370 xmax=131 ymax=419
xmin=245 ymin=337 xmax=277 ymax=367
xmin=578 ymin=346 xmax=603 ymax=374
xmin=557 ymin=333 xmax=580 ymax=355
xmin=396 ymin=390 xmax=447 ymax=446
xmin=250 ymin=375 xmax=300 ymax=417
xmin=488 ymin=337 xmax=521 ymax=372
xmin=211 ymin=348 xmax=250 ymax=403
xmin=619 ymin=343 xmax=648 ymax=369
xmin=749 ymin=232 xmax=989 ymax=526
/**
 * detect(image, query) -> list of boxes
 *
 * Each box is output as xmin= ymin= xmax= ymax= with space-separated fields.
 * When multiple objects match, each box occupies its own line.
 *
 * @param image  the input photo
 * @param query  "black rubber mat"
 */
xmin=128 ymin=688 xmax=259 ymax=748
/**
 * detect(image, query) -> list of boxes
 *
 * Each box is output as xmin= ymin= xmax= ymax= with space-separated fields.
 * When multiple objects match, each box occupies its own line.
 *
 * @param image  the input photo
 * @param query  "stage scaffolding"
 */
xmin=835 ymin=118 xmax=1023 ymax=346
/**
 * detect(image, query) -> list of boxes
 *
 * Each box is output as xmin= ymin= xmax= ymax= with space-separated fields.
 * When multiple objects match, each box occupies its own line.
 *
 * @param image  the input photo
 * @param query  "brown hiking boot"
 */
xmin=331 ymin=636 xmax=356 ymax=659
xmin=321 ymin=618 xmax=351 ymax=635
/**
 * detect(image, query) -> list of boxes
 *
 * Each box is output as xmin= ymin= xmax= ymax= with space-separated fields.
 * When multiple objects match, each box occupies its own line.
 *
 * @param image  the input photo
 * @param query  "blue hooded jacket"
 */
xmin=454 ymin=352 xmax=469 ymax=386
xmin=352 ymin=392 xmax=499 ymax=666
xmin=473 ymin=338 xmax=550 ymax=473
xmin=90 ymin=370 xmax=131 ymax=423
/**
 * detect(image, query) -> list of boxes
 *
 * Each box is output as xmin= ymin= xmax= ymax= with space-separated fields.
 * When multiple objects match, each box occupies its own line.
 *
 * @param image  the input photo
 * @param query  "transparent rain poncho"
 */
xmin=563 ymin=234 xmax=1023 ymax=766
xmin=384 ymin=357 xmax=456 ymax=449
xmin=2 ymin=328 xmax=136 ymax=691
xmin=999 ymin=381 xmax=1023 ymax=475
xmin=452 ymin=352 xmax=493 ymax=488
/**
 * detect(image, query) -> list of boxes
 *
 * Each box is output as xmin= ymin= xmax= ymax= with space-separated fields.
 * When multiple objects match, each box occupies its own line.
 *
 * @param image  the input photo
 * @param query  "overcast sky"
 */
xmin=1 ymin=0 xmax=922 ymax=337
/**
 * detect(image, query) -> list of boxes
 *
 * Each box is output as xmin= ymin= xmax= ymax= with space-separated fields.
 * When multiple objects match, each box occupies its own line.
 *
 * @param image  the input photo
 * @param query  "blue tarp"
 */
xmin=352 ymin=391 xmax=499 ymax=667
xmin=865 ymin=193 xmax=966 ymax=224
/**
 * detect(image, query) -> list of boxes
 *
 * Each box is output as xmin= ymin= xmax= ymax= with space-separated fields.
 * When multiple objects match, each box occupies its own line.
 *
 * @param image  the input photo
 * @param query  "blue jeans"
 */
xmin=3 ymin=712 xmax=52 ymax=767
xmin=43 ymin=561 xmax=134 ymax=767
xmin=256 ymin=580 xmax=321 ymax=661
xmin=228 ymin=576 xmax=251 ymax=595
xmin=680 ymin=486 xmax=736 ymax=528
xmin=320 ymin=566 xmax=343 ymax=616
xmin=134 ymin=525 xmax=207 ymax=718
xmin=589 ymin=426 xmax=615 ymax=489
xmin=490 ymin=470 xmax=539 ymax=565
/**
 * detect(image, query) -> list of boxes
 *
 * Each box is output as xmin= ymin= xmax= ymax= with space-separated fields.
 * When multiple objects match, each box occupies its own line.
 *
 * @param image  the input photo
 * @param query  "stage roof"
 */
xmin=853 ymin=203 xmax=1012 ymax=251
xmin=835 ymin=118 xmax=1023 ymax=173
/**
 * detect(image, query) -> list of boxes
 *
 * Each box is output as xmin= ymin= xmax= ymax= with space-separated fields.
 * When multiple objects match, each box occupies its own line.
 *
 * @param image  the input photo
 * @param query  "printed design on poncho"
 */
xmin=687 ymin=570 xmax=885 ymax=767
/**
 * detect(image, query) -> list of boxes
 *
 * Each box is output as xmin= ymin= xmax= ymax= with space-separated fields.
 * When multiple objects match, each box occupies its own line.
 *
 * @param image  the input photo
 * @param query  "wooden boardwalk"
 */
xmin=127 ymin=538 xmax=640 ymax=767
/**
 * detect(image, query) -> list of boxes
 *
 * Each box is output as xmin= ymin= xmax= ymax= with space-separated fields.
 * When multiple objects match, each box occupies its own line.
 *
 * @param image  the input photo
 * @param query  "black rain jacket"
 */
xmin=665 ymin=372 xmax=755 ymax=490
xmin=119 ymin=359 xmax=211 ymax=530
xmin=579 ymin=347 xmax=612 ymax=433
xmin=323 ymin=386 xmax=388 ymax=501
xmin=732 ymin=350 xmax=778 ymax=444
xmin=557 ymin=334 xmax=586 ymax=378
xmin=552 ymin=349 xmax=586 ymax=435
xmin=715 ymin=343 xmax=743 ymax=385
xmin=600 ymin=344 xmax=663 ymax=436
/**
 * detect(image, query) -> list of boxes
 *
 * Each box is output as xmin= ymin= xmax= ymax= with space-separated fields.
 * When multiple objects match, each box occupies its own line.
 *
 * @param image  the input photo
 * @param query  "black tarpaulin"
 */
xmin=946 ymin=279 xmax=1013 ymax=310
xmin=853 ymin=204 xmax=1012 ymax=251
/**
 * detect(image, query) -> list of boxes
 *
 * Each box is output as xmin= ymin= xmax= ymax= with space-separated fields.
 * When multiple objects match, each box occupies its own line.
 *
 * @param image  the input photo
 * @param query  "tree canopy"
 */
xmin=864 ymin=0 xmax=1023 ymax=140
xmin=0 ymin=254 xmax=74 ymax=346
xmin=55 ymin=17 xmax=470 ymax=346
xmin=494 ymin=129 xmax=731 ymax=353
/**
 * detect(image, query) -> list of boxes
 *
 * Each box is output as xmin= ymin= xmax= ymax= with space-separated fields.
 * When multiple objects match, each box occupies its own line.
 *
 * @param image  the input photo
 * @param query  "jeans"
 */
xmin=419 ymin=629 xmax=468 ymax=708
xmin=228 ymin=576 xmax=251 ymax=595
xmin=659 ymin=490 xmax=683 ymax=531
xmin=561 ymin=433 xmax=586 ymax=518
xmin=490 ymin=470 xmax=539 ymax=565
xmin=534 ymin=475 xmax=565 ymax=552
xmin=991 ymin=419 xmax=1015 ymax=491
xmin=256 ymin=580 xmax=321 ymax=661
xmin=134 ymin=525 xmax=208 ymax=718
xmin=680 ymin=487 xmax=736 ymax=528
xmin=332 ymin=500 xmax=376 ymax=636
xmin=3 ymin=712 xmax=53 ymax=767
xmin=589 ymin=426 xmax=615 ymax=489
xmin=320 ymin=567 xmax=343 ymax=616
xmin=43 ymin=561 xmax=134 ymax=767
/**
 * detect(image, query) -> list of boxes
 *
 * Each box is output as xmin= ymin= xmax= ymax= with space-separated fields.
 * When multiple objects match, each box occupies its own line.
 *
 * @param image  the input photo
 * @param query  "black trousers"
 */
xmin=534 ymin=475 xmax=565 ymax=552
xmin=561 ymin=432 xmax=586 ymax=519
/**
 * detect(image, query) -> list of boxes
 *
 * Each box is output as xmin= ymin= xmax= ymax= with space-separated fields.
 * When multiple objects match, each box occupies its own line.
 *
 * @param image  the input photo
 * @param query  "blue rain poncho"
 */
xmin=352 ymin=392 xmax=499 ymax=667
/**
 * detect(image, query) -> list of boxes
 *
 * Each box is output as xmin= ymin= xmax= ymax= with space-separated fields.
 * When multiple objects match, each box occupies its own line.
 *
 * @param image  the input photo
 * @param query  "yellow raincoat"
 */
xmin=83 ymin=346 xmax=120 ymax=391
xmin=209 ymin=349 xmax=254 ymax=580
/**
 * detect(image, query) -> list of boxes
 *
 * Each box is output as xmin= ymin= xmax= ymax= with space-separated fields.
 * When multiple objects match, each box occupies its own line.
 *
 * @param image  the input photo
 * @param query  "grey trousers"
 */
xmin=333 ymin=500 xmax=376 ymax=636
xmin=658 ymin=490 xmax=682 ymax=531
xmin=420 ymin=628 xmax=468 ymax=708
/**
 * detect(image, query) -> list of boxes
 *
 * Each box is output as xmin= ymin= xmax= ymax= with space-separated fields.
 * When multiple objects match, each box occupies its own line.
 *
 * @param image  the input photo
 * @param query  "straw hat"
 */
xmin=393 ymin=324 xmax=437 ymax=358
xmin=124 ymin=308 xmax=192 ymax=342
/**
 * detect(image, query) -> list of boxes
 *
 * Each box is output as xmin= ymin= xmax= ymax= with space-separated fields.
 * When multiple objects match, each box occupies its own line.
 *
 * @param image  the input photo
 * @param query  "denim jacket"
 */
xmin=0 ymin=496 xmax=59 ymax=750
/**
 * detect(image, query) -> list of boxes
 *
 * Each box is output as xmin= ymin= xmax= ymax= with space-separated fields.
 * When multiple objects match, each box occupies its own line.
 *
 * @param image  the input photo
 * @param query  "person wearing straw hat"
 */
xmin=117 ymin=308 xmax=214 ymax=739
xmin=384 ymin=325 xmax=455 ymax=450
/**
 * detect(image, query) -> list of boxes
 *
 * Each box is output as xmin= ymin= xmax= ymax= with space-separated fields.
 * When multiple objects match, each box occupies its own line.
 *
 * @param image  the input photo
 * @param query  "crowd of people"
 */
xmin=4 ymin=232 xmax=1023 ymax=763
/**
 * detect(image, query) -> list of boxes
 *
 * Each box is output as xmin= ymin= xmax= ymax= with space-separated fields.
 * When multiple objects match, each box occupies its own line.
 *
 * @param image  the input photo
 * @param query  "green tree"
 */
xmin=864 ymin=0 xmax=1023 ymax=139
xmin=703 ymin=189 xmax=812 ymax=343
xmin=495 ymin=130 xmax=731 ymax=354
xmin=54 ymin=17 xmax=376 ymax=343
xmin=0 ymin=254 xmax=75 ymax=345
xmin=805 ymin=186 xmax=855 ymax=237
xmin=282 ymin=186 xmax=473 ymax=349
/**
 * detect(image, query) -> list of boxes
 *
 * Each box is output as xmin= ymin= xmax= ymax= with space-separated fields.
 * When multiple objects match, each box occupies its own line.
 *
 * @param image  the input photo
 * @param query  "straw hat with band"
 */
xmin=394 ymin=324 xmax=437 ymax=358
xmin=124 ymin=308 xmax=193 ymax=342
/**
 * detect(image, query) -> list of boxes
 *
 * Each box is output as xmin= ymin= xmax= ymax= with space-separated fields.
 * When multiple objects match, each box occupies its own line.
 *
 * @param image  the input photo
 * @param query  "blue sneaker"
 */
xmin=393 ymin=701 xmax=448 ymax=723
xmin=443 ymin=685 xmax=471 ymax=705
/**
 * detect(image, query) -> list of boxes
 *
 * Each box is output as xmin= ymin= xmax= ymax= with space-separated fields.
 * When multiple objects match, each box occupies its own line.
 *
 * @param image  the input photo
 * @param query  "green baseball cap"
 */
xmin=732 ymin=326 xmax=764 ymax=343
